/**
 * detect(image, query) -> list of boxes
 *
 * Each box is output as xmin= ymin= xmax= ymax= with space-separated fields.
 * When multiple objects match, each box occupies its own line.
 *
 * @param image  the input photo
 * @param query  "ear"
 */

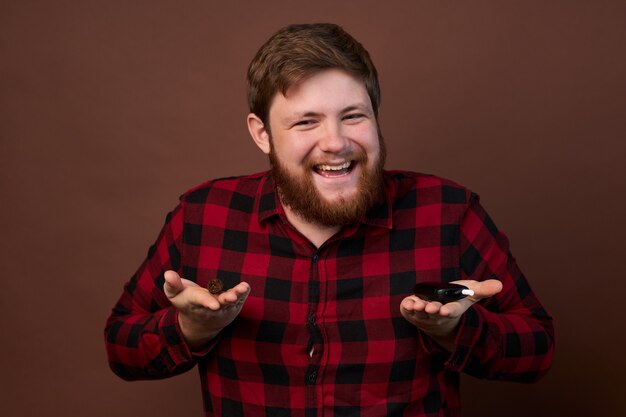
xmin=247 ymin=113 xmax=271 ymax=155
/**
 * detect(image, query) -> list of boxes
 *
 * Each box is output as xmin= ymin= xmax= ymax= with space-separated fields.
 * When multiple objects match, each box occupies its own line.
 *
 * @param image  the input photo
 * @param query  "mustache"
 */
xmin=303 ymin=149 xmax=368 ymax=169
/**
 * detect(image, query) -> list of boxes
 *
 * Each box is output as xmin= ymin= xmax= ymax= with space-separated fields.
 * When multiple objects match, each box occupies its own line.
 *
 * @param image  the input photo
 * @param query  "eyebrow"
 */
xmin=340 ymin=104 xmax=372 ymax=114
xmin=283 ymin=103 xmax=373 ymax=124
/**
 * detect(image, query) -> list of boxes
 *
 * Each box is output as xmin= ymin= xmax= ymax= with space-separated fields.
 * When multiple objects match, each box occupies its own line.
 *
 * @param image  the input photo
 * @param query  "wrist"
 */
xmin=177 ymin=312 xmax=221 ymax=352
xmin=423 ymin=329 xmax=456 ymax=352
xmin=420 ymin=319 xmax=461 ymax=353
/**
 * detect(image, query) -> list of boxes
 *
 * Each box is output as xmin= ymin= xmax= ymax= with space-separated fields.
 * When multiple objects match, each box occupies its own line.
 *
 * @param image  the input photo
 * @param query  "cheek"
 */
xmin=273 ymin=140 xmax=315 ymax=167
xmin=349 ymin=123 xmax=380 ymax=148
xmin=286 ymin=137 xmax=319 ymax=162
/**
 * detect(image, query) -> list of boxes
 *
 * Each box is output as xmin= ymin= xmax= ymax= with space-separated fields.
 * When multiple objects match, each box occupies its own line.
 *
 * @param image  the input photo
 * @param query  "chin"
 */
xmin=317 ymin=189 xmax=358 ymax=204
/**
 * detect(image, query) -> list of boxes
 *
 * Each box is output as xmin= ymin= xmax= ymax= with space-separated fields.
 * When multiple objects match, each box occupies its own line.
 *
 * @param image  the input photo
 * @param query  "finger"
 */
xmin=424 ymin=301 xmax=443 ymax=315
xmin=163 ymin=270 xmax=183 ymax=299
xmin=438 ymin=301 xmax=467 ymax=318
xmin=400 ymin=296 xmax=425 ymax=312
xmin=452 ymin=279 xmax=503 ymax=300
xmin=474 ymin=279 xmax=503 ymax=298
xmin=464 ymin=279 xmax=503 ymax=300
xmin=180 ymin=278 xmax=201 ymax=288
xmin=217 ymin=282 xmax=251 ymax=305
xmin=199 ymin=282 xmax=251 ymax=309
xmin=191 ymin=290 xmax=222 ymax=311
xmin=400 ymin=297 xmax=430 ymax=322
xmin=438 ymin=279 xmax=503 ymax=316
xmin=164 ymin=272 xmax=221 ymax=310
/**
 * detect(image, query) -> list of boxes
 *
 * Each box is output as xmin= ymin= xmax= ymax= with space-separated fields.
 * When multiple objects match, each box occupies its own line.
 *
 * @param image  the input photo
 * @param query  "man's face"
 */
xmin=266 ymin=68 xmax=385 ymax=227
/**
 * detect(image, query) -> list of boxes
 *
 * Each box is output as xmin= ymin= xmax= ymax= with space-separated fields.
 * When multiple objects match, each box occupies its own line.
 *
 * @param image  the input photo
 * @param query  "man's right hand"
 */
xmin=163 ymin=270 xmax=251 ymax=351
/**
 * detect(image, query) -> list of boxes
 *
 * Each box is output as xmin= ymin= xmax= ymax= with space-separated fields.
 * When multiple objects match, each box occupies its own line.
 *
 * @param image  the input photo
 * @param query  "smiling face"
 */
xmin=250 ymin=68 xmax=386 ymax=227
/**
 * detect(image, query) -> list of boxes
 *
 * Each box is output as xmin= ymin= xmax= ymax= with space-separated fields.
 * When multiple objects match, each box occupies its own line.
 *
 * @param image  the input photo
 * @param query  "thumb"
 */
xmin=163 ymin=270 xmax=183 ymax=299
xmin=471 ymin=279 xmax=503 ymax=300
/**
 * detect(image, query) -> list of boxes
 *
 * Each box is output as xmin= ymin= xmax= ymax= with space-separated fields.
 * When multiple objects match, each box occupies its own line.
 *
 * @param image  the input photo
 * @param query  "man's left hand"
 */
xmin=400 ymin=279 xmax=503 ymax=351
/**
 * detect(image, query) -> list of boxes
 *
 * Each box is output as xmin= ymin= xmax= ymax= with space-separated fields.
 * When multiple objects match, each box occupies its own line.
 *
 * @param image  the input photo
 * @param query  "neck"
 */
xmin=282 ymin=205 xmax=340 ymax=248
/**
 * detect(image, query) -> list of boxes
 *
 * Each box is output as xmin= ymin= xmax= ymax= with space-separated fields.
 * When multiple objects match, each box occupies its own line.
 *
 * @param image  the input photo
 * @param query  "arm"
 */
xmin=104 ymin=204 xmax=191 ymax=380
xmin=401 ymin=193 xmax=555 ymax=382
xmin=104 ymin=203 xmax=250 ymax=380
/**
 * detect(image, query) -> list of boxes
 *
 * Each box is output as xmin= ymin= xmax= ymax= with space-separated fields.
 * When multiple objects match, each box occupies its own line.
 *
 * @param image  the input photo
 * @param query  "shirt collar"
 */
xmin=256 ymin=171 xmax=393 ymax=230
xmin=256 ymin=172 xmax=281 ymax=223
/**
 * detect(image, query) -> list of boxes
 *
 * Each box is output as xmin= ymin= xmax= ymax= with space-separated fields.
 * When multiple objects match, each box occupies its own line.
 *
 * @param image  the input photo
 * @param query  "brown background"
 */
xmin=1 ymin=1 xmax=625 ymax=416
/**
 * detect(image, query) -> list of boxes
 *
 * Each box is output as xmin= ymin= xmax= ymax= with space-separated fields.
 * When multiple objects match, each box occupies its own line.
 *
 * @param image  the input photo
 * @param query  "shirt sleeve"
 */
xmin=104 ymin=202 xmax=198 ymax=380
xmin=443 ymin=193 xmax=555 ymax=382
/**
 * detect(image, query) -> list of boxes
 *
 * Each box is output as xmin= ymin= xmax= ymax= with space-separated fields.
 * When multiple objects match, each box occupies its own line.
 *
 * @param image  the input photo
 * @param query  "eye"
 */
xmin=292 ymin=119 xmax=317 ymax=128
xmin=343 ymin=113 xmax=365 ymax=122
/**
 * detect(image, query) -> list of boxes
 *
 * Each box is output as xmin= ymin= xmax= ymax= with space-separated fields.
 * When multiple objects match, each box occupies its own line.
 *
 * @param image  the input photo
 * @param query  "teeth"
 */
xmin=317 ymin=161 xmax=351 ymax=171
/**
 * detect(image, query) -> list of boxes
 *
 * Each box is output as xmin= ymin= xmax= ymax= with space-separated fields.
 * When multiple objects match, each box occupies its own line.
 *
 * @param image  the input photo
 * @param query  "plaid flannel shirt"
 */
xmin=105 ymin=170 xmax=554 ymax=417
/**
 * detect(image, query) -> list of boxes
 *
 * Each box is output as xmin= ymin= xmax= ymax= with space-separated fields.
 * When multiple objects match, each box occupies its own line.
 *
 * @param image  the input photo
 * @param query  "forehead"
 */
xmin=269 ymin=69 xmax=372 ymax=118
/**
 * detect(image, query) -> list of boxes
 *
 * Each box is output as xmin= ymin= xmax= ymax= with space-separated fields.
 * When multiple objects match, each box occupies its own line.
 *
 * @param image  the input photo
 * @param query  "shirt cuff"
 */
xmin=417 ymin=304 xmax=487 ymax=371
xmin=443 ymin=304 xmax=485 ymax=372
xmin=158 ymin=306 xmax=194 ymax=369
xmin=418 ymin=331 xmax=450 ymax=356
xmin=190 ymin=333 xmax=223 ymax=358
xmin=159 ymin=307 xmax=222 ymax=364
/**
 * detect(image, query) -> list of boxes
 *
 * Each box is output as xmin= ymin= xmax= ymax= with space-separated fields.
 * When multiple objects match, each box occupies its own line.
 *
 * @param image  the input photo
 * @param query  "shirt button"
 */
xmin=307 ymin=315 xmax=316 ymax=325
xmin=312 ymin=254 xmax=319 ymax=262
xmin=308 ymin=372 xmax=317 ymax=383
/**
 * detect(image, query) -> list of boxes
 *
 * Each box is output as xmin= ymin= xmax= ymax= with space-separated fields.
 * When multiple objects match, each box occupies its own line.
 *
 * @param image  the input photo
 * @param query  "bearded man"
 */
xmin=106 ymin=23 xmax=554 ymax=417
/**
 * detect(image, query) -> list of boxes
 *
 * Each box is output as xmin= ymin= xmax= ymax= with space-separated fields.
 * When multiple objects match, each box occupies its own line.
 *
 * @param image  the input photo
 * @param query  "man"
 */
xmin=105 ymin=23 xmax=554 ymax=416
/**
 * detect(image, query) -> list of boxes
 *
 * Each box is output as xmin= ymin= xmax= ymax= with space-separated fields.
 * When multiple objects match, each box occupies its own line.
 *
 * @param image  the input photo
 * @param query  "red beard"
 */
xmin=269 ymin=138 xmax=386 ymax=227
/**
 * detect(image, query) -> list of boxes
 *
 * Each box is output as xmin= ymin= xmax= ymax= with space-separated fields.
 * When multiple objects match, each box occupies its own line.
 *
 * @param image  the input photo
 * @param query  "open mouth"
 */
xmin=313 ymin=161 xmax=354 ymax=178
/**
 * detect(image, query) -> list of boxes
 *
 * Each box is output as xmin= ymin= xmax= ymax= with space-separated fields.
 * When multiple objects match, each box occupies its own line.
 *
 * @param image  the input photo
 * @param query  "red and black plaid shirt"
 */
xmin=105 ymin=170 xmax=554 ymax=417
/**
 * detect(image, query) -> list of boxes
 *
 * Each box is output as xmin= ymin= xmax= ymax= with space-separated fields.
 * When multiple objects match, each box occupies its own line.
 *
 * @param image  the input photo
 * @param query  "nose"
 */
xmin=318 ymin=120 xmax=349 ymax=153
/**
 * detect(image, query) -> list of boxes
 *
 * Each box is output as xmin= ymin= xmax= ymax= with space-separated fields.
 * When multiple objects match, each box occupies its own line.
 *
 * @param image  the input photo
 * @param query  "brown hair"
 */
xmin=247 ymin=23 xmax=381 ymax=127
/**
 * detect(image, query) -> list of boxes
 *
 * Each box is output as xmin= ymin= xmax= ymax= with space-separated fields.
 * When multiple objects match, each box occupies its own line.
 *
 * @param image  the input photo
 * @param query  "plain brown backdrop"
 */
xmin=1 ymin=1 xmax=625 ymax=416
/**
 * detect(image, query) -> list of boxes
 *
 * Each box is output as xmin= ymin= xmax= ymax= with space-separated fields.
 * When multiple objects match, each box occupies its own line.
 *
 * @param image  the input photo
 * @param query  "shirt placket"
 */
xmin=305 ymin=249 xmax=326 ymax=416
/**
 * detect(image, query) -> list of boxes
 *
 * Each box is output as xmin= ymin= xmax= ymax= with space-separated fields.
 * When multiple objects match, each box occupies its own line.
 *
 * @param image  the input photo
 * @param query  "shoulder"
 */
xmin=179 ymin=171 xmax=267 ymax=205
xmin=384 ymin=170 xmax=473 ymax=207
